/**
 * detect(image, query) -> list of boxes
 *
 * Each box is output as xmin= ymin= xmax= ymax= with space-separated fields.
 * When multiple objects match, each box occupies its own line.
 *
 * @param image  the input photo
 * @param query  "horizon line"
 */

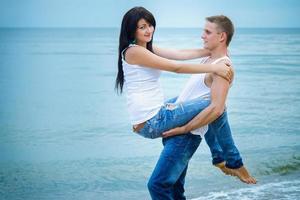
xmin=0 ymin=26 xmax=300 ymax=29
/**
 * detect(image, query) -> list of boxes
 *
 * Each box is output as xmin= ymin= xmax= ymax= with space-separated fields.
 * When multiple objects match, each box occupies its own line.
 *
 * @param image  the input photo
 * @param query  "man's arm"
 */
xmin=162 ymin=72 xmax=230 ymax=137
xmin=153 ymin=45 xmax=210 ymax=60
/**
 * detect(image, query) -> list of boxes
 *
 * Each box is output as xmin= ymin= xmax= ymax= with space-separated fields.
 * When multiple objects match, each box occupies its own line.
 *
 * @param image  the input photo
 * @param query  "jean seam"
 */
xmin=180 ymin=135 xmax=200 ymax=164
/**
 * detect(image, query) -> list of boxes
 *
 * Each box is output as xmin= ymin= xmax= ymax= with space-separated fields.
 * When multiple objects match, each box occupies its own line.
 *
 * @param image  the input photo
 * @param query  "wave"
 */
xmin=258 ymin=155 xmax=300 ymax=176
xmin=192 ymin=179 xmax=300 ymax=200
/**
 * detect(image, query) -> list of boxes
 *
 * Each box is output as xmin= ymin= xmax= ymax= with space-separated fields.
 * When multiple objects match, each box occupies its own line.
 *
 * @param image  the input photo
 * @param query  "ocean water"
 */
xmin=0 ymin=27 xmax=299 ymax=200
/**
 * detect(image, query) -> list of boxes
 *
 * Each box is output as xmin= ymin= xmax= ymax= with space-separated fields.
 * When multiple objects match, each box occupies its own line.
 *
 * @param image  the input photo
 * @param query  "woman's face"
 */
xmin=135 ymin=18 xmax=154 ymax=45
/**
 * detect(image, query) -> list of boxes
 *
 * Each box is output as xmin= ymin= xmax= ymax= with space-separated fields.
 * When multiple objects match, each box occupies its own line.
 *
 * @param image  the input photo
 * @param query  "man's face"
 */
xmin=201 ymin=21 xmax=222 ymax=50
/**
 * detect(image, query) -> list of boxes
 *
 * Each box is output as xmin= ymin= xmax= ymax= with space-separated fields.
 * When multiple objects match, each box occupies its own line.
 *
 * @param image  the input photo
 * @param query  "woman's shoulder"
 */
xmin=125 ymin=44 xmax=142 ymax=54
xmin=127 ymin=44 xmax=150 ymax=53
xmin=125 ymin=45 xmax=150 ymax=63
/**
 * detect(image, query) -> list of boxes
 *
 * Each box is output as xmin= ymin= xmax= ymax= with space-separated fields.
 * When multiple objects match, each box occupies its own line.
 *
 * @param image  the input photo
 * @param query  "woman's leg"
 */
xmin=141 ymin=97 xmax=241 ymax=168
xmin=205 ymin=111 xmax=257 ymax=184
xmin=209 ymin=111 xmax=243 ymax=169
xmin=204 ymin=126 xmax=225 ymax=165
xmin=164 ymin=96 xmax=178 ymax=104
xmin=138 ymin=97 xmax=210 ymax=139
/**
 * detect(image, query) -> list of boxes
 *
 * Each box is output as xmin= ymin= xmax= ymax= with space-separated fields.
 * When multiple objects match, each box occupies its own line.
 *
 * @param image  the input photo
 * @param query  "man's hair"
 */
xmin=206 ymin=15 xmax=234 ymax=46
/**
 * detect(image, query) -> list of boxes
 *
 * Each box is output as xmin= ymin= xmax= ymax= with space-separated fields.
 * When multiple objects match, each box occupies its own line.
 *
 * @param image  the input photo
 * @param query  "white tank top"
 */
xmin=122 ymin=44 xmax=164 ymax=125
xmin=176 ymin=56 xmax=231 ymax=137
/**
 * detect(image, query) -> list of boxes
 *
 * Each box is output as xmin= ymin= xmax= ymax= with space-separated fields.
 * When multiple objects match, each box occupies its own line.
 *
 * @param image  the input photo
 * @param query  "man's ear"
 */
xmin=219 ymin=32 xmax=227 ymax=44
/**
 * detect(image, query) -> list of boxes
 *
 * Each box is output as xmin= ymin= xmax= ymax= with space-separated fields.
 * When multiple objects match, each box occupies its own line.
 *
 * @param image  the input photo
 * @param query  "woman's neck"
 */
xmin=136 ymin=41 xmax=147 ymax=48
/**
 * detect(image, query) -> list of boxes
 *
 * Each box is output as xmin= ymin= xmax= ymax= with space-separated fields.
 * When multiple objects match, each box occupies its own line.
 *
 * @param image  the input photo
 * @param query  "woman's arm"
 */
xmin=162 ymin=71 xmax=230 ymax=137
xmin=126 ymin=45 xmax=232 ymax=80
xmin=153 ymin=45 xmax=210 ymax=60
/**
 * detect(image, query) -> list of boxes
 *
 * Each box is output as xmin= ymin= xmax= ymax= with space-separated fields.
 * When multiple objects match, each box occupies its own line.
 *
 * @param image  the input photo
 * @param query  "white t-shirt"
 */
xmin=175 ymin=56 xmax=231 ymax=137
xmin=122 ymin=45 xmax=164 ymax=125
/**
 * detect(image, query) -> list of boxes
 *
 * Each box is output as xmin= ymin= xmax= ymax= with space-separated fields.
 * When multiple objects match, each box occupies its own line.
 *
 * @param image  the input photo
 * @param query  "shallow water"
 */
xmin=0 ymin=28 xmax=299 ymax=199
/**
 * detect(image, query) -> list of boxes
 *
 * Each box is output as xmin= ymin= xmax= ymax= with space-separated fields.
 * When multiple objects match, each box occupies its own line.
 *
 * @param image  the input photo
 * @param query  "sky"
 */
xmin=0 ymin=0 xmax=299 ymax=28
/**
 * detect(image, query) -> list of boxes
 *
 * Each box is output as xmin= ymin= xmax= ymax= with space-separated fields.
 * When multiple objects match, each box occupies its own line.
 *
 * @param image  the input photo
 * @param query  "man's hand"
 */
xmin=162 ymin=126 xmax=188 ymax=138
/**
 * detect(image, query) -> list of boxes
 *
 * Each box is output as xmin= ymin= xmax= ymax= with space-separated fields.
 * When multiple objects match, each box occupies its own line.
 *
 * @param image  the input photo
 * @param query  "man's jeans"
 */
xmin=148 ymin=133 xmax=201 ymax=200
xmin=139 ymin=97 xmax=243 ymax=199
xmin=144 ymin=97 xmax=203 ymax=199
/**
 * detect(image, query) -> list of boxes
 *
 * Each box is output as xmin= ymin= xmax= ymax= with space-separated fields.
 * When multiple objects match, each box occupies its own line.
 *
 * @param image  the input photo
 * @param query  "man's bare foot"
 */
xmin=230 ymin=166 xmax=257 ymax=184
xmin=214 ymin=162 xmax=235 ymax=176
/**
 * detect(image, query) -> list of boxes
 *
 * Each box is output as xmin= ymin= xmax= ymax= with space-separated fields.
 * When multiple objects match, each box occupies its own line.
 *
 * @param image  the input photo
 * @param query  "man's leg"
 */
xmin=173 ymin=165 xmax=190 ymax=200
xmin=147 ymin=134 xmax=201 ymax=200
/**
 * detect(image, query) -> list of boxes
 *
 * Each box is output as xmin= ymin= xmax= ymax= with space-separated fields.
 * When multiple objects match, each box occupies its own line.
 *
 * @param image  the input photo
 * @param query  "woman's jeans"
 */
xmin=138 ymin=96 xmax=243 ymax=169
xmin=205 ymin=111 xmax=243 ymax=169
xmin=138 ymin=96 xmax=210 ymax=139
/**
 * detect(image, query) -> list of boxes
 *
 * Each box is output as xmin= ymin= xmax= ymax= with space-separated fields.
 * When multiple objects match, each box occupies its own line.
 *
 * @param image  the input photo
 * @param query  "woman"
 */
xmin=116 ymin=7 xmax=232 ymax=139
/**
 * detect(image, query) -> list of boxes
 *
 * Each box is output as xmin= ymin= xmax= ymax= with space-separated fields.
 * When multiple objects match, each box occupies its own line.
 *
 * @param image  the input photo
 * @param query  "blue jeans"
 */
xmin=138 ymin=97 xmax=243 ymax=169
xmin=148 ymin=133 xmax=201 ymax=200
xmin=140 ymin=97 xmax=243 ymax=199
xmin=145 ymin=97 xmax=202 ymax=199
xmin=138 ymin=97 xmax=210 ymax=139
xmin=205 ymin=111 xmax=243 ymax=169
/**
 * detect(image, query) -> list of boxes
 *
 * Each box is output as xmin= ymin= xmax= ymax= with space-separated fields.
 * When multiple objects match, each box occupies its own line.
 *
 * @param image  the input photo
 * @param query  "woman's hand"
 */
xmin=213 ymin=63 xmax=234 ymax=83
xmin=162 ymin=126 xmax=188 ymax=138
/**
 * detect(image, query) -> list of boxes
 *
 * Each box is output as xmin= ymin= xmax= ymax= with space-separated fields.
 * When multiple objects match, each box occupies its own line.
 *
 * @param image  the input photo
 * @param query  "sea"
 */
xmin=0 ymin=27 xmax=299 ymax=200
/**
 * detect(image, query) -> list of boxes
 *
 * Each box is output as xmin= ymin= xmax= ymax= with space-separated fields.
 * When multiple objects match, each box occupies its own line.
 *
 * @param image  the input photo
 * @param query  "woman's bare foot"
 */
xmin=214 ymin=162 xmax=235 ymax=176
xmin=230 ymin=166 xmax=257 ymax=184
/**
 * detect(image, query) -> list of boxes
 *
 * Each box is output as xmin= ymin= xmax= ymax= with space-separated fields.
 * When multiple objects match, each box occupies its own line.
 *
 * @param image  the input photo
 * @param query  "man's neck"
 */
xmin=209 ymin=46 xmax=228 ymax=59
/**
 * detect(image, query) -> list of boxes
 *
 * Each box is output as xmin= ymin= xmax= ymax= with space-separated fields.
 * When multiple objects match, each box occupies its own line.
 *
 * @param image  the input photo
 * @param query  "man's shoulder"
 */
xmin=201 ymin=56 xmax=231 ymax=64
xmin=213 ymin=56 xmax=232 ymax=64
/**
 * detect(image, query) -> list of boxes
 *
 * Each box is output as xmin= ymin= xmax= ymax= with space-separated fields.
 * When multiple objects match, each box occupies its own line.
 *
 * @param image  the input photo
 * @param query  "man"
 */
xmin=148 ymin=15 xmax=256 ymax=200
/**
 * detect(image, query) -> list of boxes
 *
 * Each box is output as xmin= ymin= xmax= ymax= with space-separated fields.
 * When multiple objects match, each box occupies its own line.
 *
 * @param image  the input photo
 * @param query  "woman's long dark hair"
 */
xmin=115 ymin=7 xmax=156 ymax=94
